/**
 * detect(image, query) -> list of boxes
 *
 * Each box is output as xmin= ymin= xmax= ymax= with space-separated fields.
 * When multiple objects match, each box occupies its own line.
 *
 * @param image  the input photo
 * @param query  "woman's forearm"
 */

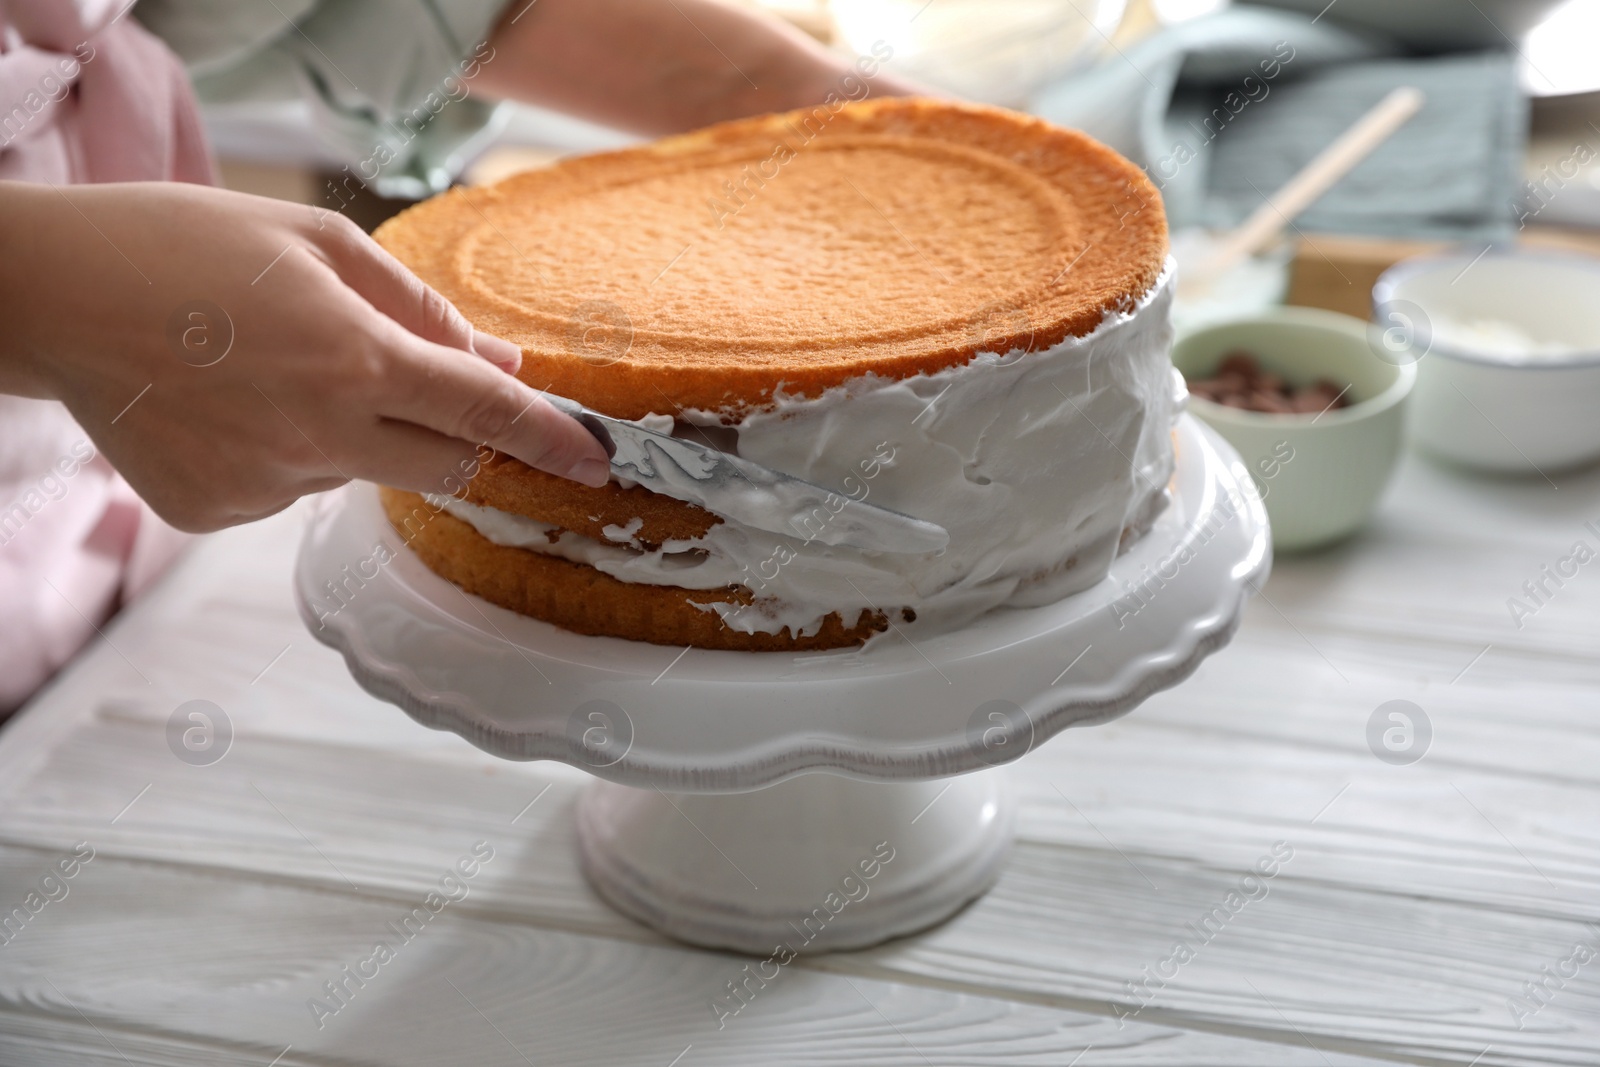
xmin=0 ymin=182 xmax=74 ymax=399
xmin=477 ymin=0 xmax=922 ymax=135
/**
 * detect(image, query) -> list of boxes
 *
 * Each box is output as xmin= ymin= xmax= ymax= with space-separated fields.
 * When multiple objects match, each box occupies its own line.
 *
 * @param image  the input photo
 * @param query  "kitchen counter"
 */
xmin=0 ymin=447 xmax=1597 ymax=1066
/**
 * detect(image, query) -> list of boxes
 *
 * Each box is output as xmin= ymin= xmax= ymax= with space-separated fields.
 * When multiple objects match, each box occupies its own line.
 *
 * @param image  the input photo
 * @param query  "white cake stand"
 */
xmin=295 ymin=416 xmax=1269 ymax=953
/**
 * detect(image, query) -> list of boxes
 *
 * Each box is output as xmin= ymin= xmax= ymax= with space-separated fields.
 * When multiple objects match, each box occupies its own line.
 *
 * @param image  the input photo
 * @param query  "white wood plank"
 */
xmin=0 ymin=848 xmax=1396 ymax=1067
xmin=854 ymin=845 xmax=1600 ymax=1067
xmin=1009 ymin=627 xmax=1600 ymax=920
xmin=1 ymin=685 xmax=1596 ymax=1063
xmin=1247 ymin=453 xmax=1600 ymax=661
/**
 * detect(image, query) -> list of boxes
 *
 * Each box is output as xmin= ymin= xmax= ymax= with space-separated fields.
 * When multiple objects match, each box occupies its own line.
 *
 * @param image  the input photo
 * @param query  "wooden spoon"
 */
xmin=1181 ymin=85 xmax=1426 ymax=298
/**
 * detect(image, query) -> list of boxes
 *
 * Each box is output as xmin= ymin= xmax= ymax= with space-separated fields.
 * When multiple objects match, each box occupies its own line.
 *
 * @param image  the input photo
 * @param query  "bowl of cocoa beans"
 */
xmin=1171 ymin=308 xmax=1416 ymax=551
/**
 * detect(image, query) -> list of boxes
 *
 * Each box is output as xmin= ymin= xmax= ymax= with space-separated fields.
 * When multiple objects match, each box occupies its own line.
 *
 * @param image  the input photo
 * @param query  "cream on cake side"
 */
xmin=438 ymin=262 xmax=1178 ymax=639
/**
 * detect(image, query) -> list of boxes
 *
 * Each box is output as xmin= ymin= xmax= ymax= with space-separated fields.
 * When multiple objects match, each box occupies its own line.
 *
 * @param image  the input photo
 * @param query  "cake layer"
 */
xmin=379 ymin=488 xmax=885 ymax=650
xmin=463 ymin=450 xmax=720 ymax=550
xmin=374 ymin=97 xmax=1167 ymax=420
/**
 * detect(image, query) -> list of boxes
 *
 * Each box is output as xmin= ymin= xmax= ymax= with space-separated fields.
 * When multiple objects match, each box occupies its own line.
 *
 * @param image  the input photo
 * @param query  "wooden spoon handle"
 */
xmin=1201 ymin=85 xmax=1426 ymax=279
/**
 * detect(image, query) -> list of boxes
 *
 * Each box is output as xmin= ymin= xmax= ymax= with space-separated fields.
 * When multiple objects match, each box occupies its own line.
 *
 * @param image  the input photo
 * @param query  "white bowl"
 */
xmin=1373 ymin=249 xmax=1600 ymax=474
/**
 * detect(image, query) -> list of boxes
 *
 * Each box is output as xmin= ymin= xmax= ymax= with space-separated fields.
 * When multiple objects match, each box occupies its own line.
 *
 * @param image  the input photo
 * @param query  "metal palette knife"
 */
xmin=544 ymin=394 xmax=949 ymax=555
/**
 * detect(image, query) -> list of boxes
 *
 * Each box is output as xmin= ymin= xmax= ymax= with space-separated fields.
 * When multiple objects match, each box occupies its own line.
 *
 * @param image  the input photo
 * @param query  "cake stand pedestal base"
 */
xmin=576 ymin=770 xmax=1014 ymax=954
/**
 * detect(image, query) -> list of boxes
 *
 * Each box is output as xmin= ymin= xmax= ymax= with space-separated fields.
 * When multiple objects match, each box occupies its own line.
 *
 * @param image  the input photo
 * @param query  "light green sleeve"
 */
xmin=137 ymin=0 xmax=513 ymax=198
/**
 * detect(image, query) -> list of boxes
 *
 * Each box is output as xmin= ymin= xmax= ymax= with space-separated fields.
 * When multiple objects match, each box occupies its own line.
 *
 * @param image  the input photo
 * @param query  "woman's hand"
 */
xmin=0 ymin=180 xmax=611 ymax=532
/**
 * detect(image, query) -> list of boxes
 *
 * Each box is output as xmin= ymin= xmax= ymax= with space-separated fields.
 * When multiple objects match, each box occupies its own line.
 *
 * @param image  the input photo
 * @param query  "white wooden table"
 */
xmin=1 ymin=449 xmax=1597 ymax=1067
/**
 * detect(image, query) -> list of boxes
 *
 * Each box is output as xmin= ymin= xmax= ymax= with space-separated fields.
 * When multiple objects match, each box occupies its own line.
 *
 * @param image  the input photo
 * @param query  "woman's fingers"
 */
xmin=337 ymin=420 xmax=488 ymax=495
xmin=315 ymin=217 xmax=522 ymax=374
xmin=471 ymin=329 xmax=523 ymax=372
xmin=379 ymin=332 xmax=612 ymax=487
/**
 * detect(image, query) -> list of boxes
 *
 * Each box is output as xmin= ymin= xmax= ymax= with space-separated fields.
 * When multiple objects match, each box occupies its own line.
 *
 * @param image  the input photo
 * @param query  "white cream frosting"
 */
xmin=441 ymin=263 xmax=1178 ymax=639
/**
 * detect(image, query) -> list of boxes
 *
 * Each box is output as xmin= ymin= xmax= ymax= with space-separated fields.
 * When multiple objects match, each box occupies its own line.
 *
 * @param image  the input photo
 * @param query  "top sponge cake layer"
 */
xmin=377 ymin=97 xmax=1167 ymax=420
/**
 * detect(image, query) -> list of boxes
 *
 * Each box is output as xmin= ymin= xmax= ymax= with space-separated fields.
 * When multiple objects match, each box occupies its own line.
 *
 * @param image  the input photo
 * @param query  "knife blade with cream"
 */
xmin=542 ymin=394 xmax=949 ymax=555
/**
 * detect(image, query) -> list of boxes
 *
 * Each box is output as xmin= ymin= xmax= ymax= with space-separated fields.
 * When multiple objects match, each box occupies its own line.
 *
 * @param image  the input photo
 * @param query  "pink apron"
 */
xmin=0 ymin=0 xmax=216 ymax=711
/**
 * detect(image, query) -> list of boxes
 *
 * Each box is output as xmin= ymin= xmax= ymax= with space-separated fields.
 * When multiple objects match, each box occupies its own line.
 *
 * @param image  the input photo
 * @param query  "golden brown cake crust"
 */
xmin=376 ymin=96 xmax=1167 ymax=422
xmin=378 ymin=98 xmax=1166 ymax=537
xmin=381 ymin=488 xmax=885 ymax=651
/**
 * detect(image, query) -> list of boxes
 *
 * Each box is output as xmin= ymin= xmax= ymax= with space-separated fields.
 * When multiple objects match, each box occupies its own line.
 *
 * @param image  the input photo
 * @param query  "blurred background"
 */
xmin=203 ymin=0 xmax=1600 ymax=323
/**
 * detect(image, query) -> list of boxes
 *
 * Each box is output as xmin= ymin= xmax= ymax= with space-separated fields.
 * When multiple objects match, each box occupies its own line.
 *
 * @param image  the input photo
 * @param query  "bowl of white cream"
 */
xmin=1373 ymin=248 xmax=1600 ymax=474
